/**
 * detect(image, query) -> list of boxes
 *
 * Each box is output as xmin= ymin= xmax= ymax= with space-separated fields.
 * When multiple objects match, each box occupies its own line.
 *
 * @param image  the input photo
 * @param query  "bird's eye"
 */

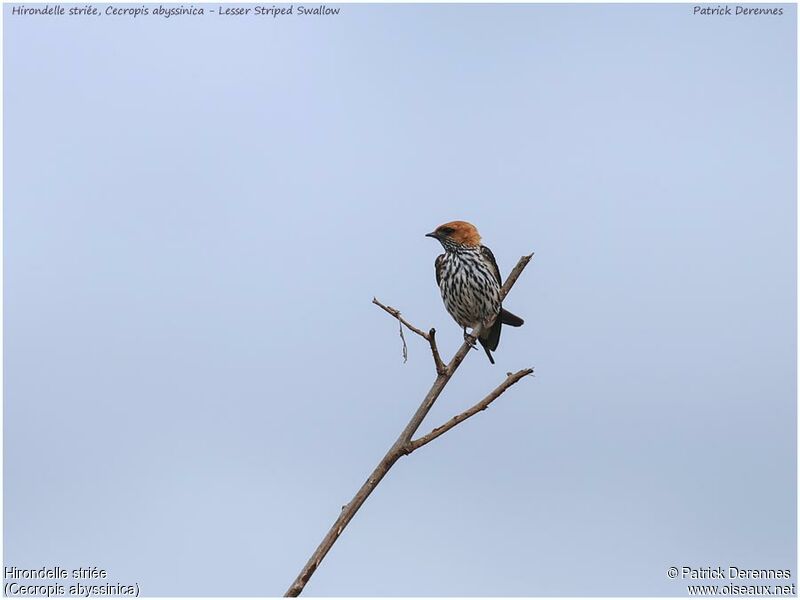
xmin=439 ymin=227 xmax=455 ymax=235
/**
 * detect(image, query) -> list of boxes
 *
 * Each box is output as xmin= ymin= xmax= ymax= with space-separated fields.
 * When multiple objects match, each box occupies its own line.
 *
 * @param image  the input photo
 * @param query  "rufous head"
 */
xmin=425 ymin=220 xmax=482 ymax=247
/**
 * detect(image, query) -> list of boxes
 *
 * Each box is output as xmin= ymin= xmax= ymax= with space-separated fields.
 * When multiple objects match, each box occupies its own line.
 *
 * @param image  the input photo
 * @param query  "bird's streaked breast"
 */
xmin=436 ymin=246 xmax=501 ymax=328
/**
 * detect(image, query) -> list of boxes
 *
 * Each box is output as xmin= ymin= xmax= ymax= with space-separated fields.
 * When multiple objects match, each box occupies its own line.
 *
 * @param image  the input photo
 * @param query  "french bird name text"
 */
xmin=9 ymin=3 xmax=341 ymax=18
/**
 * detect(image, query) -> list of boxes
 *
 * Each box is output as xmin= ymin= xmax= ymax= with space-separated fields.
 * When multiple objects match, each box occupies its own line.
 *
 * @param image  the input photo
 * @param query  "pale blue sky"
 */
xmin=4 ymin=3 xmax=796 ymax=596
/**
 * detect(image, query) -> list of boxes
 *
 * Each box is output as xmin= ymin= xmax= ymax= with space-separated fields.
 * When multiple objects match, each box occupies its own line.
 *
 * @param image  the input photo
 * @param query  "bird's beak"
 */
xmin=425 ymin=231 xmax=439 ymax=239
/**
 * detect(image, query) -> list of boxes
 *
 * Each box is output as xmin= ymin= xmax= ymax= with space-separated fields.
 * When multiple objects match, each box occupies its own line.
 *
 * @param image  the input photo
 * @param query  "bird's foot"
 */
xmin=463 ymin=329 xmax=478 ymax=350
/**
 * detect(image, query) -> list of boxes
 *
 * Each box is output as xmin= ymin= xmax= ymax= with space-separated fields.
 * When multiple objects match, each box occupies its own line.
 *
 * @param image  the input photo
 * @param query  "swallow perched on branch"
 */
xmin=426 ymin=221 xmax=524 ymax=364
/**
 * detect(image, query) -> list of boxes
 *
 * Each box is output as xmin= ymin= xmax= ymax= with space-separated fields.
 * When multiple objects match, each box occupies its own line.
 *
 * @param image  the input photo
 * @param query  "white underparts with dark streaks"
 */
xmin=437 ymin=246 xmax=501 ymax=330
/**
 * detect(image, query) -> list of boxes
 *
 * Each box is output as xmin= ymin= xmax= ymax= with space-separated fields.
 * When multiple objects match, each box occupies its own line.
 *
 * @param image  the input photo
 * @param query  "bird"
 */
xmin=426 ymin=220 xmax=524 ymax=364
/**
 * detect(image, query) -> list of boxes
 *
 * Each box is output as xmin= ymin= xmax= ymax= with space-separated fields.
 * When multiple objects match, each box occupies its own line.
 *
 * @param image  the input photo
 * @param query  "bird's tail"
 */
xmin=479 ymin=337 xmax=497 ymax=364
xmin=479 ymin=308 xmax=524 ymax=364
xmin=500 ymin=308 xmax=524 ymax=327
xmin=479 ymin=318 xmax=503 ymax=364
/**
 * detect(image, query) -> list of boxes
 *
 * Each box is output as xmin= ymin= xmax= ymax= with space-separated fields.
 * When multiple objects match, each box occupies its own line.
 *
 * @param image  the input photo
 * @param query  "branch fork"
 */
xmin=372 ymin=298 xmax=447 ymax=375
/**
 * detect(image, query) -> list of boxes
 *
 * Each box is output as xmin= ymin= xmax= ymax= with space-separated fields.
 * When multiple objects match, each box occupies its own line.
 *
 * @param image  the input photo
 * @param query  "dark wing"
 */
xmin=434 ymin=254 xmax=445 ymax=287
xmin=480 ymin=245 xmax=502 ymax=286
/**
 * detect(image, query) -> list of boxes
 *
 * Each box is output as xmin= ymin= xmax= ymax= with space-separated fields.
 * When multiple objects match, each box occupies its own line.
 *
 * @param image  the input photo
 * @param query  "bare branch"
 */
xmin=427 ymin=328 xmax=447 ymax=375
xmin=285 ymin=254 xmax=534 ymax=597
xmin=500 ymin=252 xmax=534 ymax=300
xmin=405 ymin=368 xmax=534 ymax=453
xmin=371 ymin=298 xmax=448 ymax=374
xmin=372 ymin=298 xmax=430 ymax=340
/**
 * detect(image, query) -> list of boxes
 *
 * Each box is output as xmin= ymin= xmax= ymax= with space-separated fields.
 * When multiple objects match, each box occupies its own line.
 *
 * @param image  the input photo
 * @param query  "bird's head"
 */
xmin=425 ymin=221 xmax=482 ymax=249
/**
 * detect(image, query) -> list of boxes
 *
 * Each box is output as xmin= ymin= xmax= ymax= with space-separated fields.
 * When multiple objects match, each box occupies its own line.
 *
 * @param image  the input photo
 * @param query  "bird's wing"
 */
xmin=480 ymin=245 xmax=502 ymax=286
xmin=434 ymin=253 xmax=445 ymax=287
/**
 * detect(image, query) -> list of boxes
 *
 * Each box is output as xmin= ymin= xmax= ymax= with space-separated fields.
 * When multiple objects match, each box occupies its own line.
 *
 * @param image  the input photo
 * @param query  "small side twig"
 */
xmin=397 ymin=317 xmax=408 ymax=362
xmin=405 ymin=368 xmax=534 ymax=453
xmin=427 ymin=328 xmax=447 ymax=375
xmin=372 ymin=298 xmax=430 ymax=340
xmin=372 ymin=298 xmax=446 ymax=374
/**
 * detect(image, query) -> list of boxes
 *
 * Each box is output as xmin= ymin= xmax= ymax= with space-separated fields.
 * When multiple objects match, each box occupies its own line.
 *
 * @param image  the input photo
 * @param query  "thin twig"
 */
xmin=405 ymin=368 xmax=534 ymax=453
xmin=372 ymin=298 xmax=430 ymax=340
xmin=285 ymin=254 xmax=534 ymax=597
xmin=427 ymin=328 xmax=447 ymax=375
xmin=398 ymin=318 xmax=408 ymax=362
xmin=372 ymin=298 xmax=449 ymax=374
